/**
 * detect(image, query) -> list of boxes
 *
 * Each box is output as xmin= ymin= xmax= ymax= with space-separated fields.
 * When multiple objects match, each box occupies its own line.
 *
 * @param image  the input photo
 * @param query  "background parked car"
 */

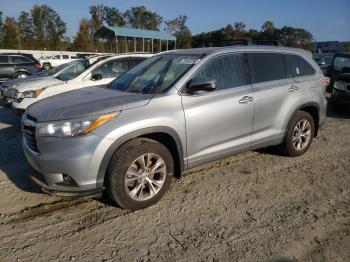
xmin=0 ymin=59 xmax=88 ymax=103
xmin=331 ymin=70 xmax=350 ymax=109
xmin=11 ymin=54 xmax=152 ymax=113
xmin=39 ymin=54 xmax=78 ymax=70
xmin=0 ymin=53 xmax=41 ymax=83
xmin=324 ymin=53 xmax=350 ymax=92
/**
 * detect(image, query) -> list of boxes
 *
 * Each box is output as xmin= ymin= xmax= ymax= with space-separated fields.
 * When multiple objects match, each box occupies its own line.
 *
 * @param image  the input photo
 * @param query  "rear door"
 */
xmin=0 ymin=56 xmax=12 ymax=80
xmin=182 ymin=53 xmax=254 ymax=167
xmin=248 ymin=52 xmax=303 ymax=148
xmin=12 ymin=55 xmax=35 ymax=74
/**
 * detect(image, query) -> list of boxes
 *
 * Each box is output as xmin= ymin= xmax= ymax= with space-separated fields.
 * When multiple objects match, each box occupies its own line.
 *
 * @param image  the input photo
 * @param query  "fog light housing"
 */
xmin=58 ymin=174 xmax=78 ymax=187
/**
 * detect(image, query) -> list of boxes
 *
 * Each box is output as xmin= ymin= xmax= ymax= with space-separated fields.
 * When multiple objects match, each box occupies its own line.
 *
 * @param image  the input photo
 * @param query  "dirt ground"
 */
xmin=0 ymin=98 xmax=349 ymax=262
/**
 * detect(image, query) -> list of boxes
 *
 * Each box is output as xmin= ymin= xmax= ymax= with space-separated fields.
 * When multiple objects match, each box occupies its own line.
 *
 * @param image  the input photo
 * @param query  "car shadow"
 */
xmin=0 ymin=102 xmax=44 ymax=194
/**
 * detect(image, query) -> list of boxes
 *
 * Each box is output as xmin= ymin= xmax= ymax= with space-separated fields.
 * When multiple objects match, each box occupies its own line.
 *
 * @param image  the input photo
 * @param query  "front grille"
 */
xmin=22 ymin=115 xmax=39 ymax=153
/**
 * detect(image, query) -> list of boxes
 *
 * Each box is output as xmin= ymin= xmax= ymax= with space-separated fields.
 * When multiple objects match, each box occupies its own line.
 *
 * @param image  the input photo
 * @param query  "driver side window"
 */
xmin=192 ymin=53 xmax=248 ymax=90
xmin=92 ymin=60 xmax=129 ymax=79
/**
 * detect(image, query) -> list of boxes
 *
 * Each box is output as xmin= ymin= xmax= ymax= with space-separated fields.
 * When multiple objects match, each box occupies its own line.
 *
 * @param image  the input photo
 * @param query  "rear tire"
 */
xmin=14 ymin=72 xmax=29 ymax=79
xmin=106 ymin=138 xmax=174 ymax=211
xmin=280 ymin=111 xmax=315 ymax=157
xmin=42 ymin=63 xmax=51 ymax=70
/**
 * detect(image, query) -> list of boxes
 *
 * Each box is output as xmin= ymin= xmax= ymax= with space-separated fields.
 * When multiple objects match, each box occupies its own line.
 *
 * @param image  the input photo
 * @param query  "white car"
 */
xmin=11 ymin=54 xmax=152 ymax=113
xmin=1 ymin=60 xmax=88 ymax=103
xmin=39 ymin=54 xmax=78 ymax=70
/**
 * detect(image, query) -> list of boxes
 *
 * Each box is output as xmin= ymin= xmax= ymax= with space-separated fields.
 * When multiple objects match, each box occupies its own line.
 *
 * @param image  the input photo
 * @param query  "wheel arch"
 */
xmin=96 ymin=127 xmax=185 ymax=187
xmin=13 ymin=70 xmax=30 ymax=78
xmin=286 ymin=102 xmax=320 ymax=137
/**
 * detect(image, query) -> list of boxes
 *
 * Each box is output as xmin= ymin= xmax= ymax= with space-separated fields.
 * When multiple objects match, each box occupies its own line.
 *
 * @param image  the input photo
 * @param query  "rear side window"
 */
xmin=129 ymin=59 xmax=144 ymax=69
xmin=12 ymin=56 xmax=32 ymax=64
xmin=192 ymin=53 xmax=248 ymax=90
xmin=286 ymin=54 xmax=315 ymax=77
xmin=248 ymin=53 xmax=287 ymax=83
xmin=62 ymin=55 xmax=69 ymax=59
xmin=0 ymin=56 xmax=9 ymax=64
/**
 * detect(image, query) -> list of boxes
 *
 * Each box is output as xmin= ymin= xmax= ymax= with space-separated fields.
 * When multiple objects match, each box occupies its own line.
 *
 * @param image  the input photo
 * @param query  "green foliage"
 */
xmin=104 ymin=6 xmax=125 ymax=27
xmin=72 ymin=19 xmax=94 ymax=52
xmin=89 ymin=5 xmax=106 ymax=32
xmin=164 ymin=15 xmax=192 ymax=49
xmin=17 ymin=11 xmax=33 ymax=49
xmin=124 ymin=6 xmax=163 ymax=30
xmin=2 ymin=17 xmax=19 ymax=49
xmin=31 ymin=5 xmax=67 ymax=50
xmin=192 ymin=20 xmax=315 ymax=50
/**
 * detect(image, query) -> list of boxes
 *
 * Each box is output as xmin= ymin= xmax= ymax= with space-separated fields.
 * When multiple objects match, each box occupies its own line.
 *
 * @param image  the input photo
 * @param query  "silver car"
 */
xmin=22 ymin=46 xmax=328 ymax=210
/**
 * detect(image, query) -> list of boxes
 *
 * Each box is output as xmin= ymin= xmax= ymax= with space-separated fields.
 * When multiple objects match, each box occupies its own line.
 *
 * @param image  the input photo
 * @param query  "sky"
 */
xmin=1 ymin=0 xmax=350 ymax=42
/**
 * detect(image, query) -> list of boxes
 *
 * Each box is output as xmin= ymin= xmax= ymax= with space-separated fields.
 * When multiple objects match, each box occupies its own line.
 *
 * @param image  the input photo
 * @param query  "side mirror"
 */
xmin=91 ymin=74 xmax=102 ymax=81
xmin=187 ymin=78 xmax=216 ymax=93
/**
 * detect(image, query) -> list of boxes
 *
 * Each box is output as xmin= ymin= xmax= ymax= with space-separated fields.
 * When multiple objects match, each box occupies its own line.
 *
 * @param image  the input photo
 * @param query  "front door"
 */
xmin=181 ymin=53 xmax=254 ymax=168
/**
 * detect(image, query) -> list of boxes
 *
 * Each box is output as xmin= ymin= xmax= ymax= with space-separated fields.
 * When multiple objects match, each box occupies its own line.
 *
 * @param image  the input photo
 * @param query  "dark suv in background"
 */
xmin=0 ymin=53 xmax=41 ymax=83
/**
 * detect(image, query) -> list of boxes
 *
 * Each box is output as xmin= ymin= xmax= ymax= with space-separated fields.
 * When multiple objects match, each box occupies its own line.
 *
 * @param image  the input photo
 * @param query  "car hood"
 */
xmin=15 ymin=77 xmax=63 ymax=92
xmin=26 ymin=86 xmax=153 ymax=122
xmin=2 ymin=75 xmax=51 ymax=87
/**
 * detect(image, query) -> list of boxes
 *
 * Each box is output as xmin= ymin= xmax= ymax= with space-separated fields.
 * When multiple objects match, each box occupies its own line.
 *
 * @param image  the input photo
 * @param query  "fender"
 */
xmin=283 ymin=101 xmax=320 ymax=137
xmin=96 ymin=126 xmax=185 ymax=187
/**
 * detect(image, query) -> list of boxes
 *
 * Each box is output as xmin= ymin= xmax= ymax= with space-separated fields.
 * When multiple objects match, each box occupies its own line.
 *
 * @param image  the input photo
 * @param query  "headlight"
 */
xmin=22 ymin=88 xmax=45 ymax=98
xmin=334 ymin=81 xmax=345 ymax=91
xmin=37 ymin=112 xmax=119 ymax=137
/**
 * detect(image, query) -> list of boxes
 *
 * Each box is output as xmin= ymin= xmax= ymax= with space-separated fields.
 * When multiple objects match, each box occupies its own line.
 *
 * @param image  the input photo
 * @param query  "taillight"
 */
xmin=320 ymin=77 xmax=330 ymax=87
xmin=35 ymin=64 xmax=41 ymax=69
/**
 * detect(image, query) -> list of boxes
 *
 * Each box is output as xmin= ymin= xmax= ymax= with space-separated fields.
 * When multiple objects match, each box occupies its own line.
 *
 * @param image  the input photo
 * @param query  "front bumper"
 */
xmin=23 ymin=131 xmax=114 ymax=198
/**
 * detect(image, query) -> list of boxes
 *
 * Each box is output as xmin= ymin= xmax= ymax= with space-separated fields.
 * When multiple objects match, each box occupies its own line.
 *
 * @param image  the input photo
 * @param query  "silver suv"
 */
xmin=22 ymin=46 xmax=328 ymax=210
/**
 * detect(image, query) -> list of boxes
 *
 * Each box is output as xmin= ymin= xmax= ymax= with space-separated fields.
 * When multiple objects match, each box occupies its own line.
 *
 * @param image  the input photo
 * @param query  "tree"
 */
xmin=31 ymin=5 xmax=67 ymax=50
xmin=164 ymin=15 xmax=192 ymax=48
xmin=224 ymin=24 xmax=235 ymax=41
xmin=89 ymin=5 xmax=106 ymax=32
xmin=233 ymin=22 xmax=246 ymax=38
xmin=0 ymin=10 xmax=3 ymax=46
xmin=17 ymin=11 xmax=33 ymax=49
xmin=2 ymin=17 xmax=20 ymax=49
xmin=72 ymin=19 xmax=93 ymax=51
xmin=124 ymin=6 xmax=162 ymax=30
xmin=104 ymin=6 xmax=125 ymax=27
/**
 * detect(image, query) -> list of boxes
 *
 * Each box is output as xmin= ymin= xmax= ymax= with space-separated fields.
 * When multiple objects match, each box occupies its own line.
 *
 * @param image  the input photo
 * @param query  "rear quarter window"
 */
xmin=0 ymin=56 xmax=9 ymax=64
xmin=286 ymin=54 xmax=315 ymax=77
xmin=12 ymin=56 xmax=32 ymax=64
xmin=248 ymin=53 xmax=287 ymax=83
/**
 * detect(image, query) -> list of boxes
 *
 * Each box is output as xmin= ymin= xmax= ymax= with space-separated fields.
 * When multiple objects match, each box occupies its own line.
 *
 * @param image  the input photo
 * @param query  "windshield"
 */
xmin=108 ymin=54 xmax=201 ymax=94
xmin=56 ymin=62 xmax=88 ymax=81
xmin=333 ymin=55 xmax=350 ymax=71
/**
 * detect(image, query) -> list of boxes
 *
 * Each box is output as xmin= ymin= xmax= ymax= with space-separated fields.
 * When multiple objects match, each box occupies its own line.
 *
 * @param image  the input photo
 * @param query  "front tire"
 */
xmin=106 ymin=138 xmax=174 ymax=211
xmin=280 ymin=111 xmax=315 ymax=157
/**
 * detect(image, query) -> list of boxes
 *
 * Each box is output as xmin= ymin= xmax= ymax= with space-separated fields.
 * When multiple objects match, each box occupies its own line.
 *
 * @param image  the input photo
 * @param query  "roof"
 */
xmin=94 ymin=26 xmax=176 ymax=41
xmin=161 ymin=45 xmax=312 ymax=56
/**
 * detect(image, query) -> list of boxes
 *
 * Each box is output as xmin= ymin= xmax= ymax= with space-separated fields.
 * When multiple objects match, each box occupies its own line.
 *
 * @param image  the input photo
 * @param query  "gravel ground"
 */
xmin=0 ymin=99 xmax=349 ymax=262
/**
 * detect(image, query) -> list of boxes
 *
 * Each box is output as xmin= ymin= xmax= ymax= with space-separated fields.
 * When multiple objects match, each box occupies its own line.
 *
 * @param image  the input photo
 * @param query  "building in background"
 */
xmin=315 ymin=41 xmax=350 ymax=53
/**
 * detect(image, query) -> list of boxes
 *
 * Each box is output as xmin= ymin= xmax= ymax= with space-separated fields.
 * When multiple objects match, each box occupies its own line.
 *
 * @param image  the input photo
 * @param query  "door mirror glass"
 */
xmin=91 ymin=74 xmax=102 ymax=81
xmin=187 ymin=77 xmax=216 ymax=92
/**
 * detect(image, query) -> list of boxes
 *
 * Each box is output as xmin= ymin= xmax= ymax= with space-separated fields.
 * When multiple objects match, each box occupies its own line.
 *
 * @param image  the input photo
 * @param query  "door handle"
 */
xmin=239 ymin=96 xmax=253 ymax=104
xmin=288 ymin=85 xmax=299 ymax=92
